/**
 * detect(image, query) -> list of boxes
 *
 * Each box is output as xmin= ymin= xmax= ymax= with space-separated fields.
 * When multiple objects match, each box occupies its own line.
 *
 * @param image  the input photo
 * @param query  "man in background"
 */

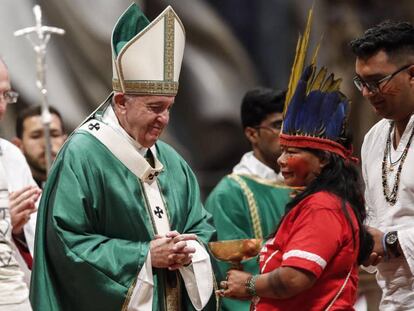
xmin=205 ymin=87 xmax=292 ymax=311
xmin=9 ymin=105 xmax=65 ymax=266
xmin=13 ymin=105 xmax=66 ymax=188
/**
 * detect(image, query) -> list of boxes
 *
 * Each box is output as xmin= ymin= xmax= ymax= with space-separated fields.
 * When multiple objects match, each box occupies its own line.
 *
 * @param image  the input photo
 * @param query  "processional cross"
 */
xmin=14 ymin=5 xmax=65 ymax=174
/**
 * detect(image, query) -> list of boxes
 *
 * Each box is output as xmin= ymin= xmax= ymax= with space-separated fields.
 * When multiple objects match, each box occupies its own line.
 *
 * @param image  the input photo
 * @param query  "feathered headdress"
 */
xmin=280 ymin=7 xmax=354 ymax=160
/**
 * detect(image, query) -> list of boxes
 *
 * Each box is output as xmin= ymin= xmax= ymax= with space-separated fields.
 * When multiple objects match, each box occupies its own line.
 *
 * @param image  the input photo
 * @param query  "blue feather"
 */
xmin=283 ymin=65 xmax=350 ymax=145
xmin=326 ymin=101 xmax=346 ymax=139
xmin=318 ymin=92 xmax=340 ymax=135
xmin=283 ymin=66 xmax=313 ymax=133
xmin=299 ymin=90 xmax=324 ymax=135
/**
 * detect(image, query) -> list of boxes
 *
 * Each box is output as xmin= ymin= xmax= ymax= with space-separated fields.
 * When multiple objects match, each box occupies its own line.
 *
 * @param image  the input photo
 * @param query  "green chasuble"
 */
xmin=30 ymin=129 xmax=216 ymax=311
xmin=205 ymin=174 xmax=291 ymax=311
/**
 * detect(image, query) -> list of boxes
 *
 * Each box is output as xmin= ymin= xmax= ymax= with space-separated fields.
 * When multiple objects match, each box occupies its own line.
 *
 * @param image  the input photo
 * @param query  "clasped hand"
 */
xmin=150 ymin=230 xmax=197 ymax=270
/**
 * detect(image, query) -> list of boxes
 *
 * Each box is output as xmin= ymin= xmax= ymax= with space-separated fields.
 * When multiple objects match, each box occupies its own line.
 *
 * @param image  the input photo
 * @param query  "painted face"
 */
xmin=117 ymin=95 xmax=174 ymax=147
xmin=19 ymin=114 xmax=66 ymax=177
xmin=355 ymin=50 xmax=414 ymax=122
xmin=277 ymin=147 xmax=324 ymax=187
xmin=0 ymin=61 xmax=11 ymax=120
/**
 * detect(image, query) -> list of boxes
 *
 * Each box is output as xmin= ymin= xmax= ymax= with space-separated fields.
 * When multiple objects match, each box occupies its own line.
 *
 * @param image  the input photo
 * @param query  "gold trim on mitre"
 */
xmin=112 ymin=79 xmax=178 ymax=95
xmin=113 ymin=6 xmax=185 ymax=96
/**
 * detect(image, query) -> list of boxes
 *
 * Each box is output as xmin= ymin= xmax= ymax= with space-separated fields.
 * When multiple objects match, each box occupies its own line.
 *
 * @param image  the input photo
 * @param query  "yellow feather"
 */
xmin=309 ymin=67 xmax=327 ymax=91
xmin=284 ymin=34 xmax=303 ymax=116
xmin=328 ymin=78 xmax=342 ymax=92
xmin=306 ymin=64 xmax=317 ymax=95
xmin=283 ymin=6 xmax=314 ymax=116
xmin=310 ymin=34 xmax=323 ymax=66
xmin=321 ymin=73 xmax=334 ymax=92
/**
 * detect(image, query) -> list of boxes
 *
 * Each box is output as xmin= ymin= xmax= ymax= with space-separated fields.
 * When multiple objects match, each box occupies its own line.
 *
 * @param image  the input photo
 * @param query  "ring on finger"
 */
xmin=220 ymin=280 xmax=228 ymax=289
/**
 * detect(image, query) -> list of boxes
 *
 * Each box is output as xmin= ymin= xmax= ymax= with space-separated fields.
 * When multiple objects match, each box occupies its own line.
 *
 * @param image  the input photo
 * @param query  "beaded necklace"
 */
xmin=381 ymin=122 xmax=414 ymax=205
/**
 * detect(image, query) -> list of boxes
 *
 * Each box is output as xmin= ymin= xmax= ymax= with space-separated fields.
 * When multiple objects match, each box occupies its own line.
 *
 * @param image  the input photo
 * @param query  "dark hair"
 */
xmin=350 ymin=20 xmax=414 ymax=61
xmin=241 ymin=87 xmax=285 ymax=129
xmin=15 ymin=105 xmax=64 ymax=138
xmin=281 ymin=150 xmax=373 ymax=265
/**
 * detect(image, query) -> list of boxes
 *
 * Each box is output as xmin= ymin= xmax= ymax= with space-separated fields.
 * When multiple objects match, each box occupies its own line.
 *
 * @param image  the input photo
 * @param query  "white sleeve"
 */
xmin=397 ymin=229 xmax=414 ymax=275
xmin=179 ymin=240 xmax=213 ymax=310
xmin=24 ymin=209 xmax=38 ymax=256
xmin=126 ymin=253 xmax=154 ymax=311
xmin=125 ymin=241 xmax=214 ymax=311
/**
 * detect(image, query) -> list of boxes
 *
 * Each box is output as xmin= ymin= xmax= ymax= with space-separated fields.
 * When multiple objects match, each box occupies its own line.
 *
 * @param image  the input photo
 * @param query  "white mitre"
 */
xmin=111 ymin=3 xmax=185 ymax=96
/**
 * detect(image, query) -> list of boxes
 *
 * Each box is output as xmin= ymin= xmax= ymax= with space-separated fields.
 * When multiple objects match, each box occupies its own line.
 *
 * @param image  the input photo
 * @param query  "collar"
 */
xmin=388 ymin=113 xmax=414 ymax=152
xmin=232 ymin=151 xmax=283 ymax=182
xmin=101 ymin=104 xmax=154 ymax=157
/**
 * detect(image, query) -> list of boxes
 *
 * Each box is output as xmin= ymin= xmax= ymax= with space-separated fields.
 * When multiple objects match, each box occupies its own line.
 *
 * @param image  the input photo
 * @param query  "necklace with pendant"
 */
xmin=381 ymin=122 xmax=414 ymax=205
xmin=388 ymin=143 xmax=404 ymax=172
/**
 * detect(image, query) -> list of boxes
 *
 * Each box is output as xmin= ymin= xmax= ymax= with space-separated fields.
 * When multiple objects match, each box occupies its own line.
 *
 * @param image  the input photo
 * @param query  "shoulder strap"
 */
xmin=78 ymin=120 xmax=171 ymax=236
xmin=78 ymin=120 xmax=163 ymax=182
xmin=228 ymin=174 xmax=263 ymax=239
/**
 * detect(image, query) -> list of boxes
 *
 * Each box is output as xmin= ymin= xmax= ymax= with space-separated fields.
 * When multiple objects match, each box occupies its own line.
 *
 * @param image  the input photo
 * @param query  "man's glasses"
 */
xmin=353 ymin=64 xmax=412 ymax=94
xmin=0 ymin=90 xmax=19 ymax=104
xmin=254 ymin=120 xmax=283 ymax=133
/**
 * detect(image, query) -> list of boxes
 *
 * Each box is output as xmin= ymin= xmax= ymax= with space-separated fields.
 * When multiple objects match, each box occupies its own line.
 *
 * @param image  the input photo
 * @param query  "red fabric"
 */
xmin=279 ymin=134 xmax=359 ymax=163
xmin=254 ymin=192 xmax=359 ymax=311
xmin=13 ymin=236 xmax=33 ymax=270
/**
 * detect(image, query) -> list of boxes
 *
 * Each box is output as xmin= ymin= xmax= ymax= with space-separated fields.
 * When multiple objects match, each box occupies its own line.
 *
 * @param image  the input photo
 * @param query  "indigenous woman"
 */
xmin=217 ymin=58 xmax=374 ymax=310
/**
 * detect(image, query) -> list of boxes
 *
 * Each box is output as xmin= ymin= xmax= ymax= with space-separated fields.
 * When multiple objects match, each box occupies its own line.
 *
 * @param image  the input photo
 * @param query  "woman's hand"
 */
xmin=216 ymin=269 xmax=252 ymax=300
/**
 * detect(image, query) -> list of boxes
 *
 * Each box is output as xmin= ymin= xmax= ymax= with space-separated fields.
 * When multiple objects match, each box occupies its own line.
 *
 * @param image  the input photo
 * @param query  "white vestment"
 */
xmin=0 ymin=138 xmax=34 ymax=309
xmin=232 ymin=151 xmax=284 ymax=182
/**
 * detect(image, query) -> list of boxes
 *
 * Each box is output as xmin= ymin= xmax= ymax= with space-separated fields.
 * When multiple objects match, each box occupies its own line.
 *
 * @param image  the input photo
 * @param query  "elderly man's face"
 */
xmin=0 ymin=61 xmax=11 ymax=120
xmin=115 ymin=94 xmax=174 ymax=147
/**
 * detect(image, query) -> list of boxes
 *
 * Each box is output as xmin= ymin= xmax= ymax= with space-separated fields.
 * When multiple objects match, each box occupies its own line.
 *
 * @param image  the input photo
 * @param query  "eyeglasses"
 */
xmin=353 ymin=64 xmax=412 ymax=94
xmin=254 ymin=120 xmax=283 ymax=133
xmin=0 ymin=90 xmax=19 ymax=104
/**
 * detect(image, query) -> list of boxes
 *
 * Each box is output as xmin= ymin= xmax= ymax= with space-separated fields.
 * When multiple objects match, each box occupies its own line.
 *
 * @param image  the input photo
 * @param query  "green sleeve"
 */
xmin=205 ymin=177 xmax=255 ymax=240
xmin=31 ymin=140 xmax=150 ymax=311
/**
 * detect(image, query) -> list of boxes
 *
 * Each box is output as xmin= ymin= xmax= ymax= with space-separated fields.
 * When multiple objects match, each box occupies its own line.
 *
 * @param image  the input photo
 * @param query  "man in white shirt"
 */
xmin=351 ymin=21 xmax=414 ymax=310
xmin=0 ymin=58 xmax=41 ymax=310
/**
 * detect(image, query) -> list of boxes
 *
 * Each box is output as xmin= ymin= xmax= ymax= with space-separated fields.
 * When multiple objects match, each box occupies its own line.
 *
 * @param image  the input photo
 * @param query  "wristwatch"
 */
xmin=385 ymin=231 xmax=401 ymax=258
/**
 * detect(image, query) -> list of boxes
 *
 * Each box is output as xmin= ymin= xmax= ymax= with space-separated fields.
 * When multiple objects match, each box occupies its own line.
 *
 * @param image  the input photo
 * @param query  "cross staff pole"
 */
xmin=14 ymin=5 xmax=65 ymax=174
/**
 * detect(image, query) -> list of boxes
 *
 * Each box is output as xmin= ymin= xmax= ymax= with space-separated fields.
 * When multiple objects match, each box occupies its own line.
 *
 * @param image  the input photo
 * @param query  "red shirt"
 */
xmin=254 ymin=192 xmax=359 ymax=311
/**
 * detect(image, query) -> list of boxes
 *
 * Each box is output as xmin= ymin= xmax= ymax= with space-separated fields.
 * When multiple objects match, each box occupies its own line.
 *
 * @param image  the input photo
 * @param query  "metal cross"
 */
xmin=154 ymin=206 xmax=164 ymax=219
xmin=14 ymin=5 xmax=65 ymax=174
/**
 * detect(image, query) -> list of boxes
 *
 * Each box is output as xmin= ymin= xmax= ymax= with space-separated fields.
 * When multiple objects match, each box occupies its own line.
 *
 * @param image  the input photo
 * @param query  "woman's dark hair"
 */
xmin=281 ymin=149 xmax=373 ymax=265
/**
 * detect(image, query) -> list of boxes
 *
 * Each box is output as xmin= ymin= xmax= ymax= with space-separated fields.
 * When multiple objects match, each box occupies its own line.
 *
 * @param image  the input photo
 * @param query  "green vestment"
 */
xmin=30 ymin=128 xmax=216 ymax=311
xmin=205 ymin=175 xmax=291 ymax=311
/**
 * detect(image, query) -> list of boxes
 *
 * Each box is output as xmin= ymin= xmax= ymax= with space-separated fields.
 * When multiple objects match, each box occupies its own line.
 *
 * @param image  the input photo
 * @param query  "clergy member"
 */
xmin=30 ymin=3 xmax=216 ymax=311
